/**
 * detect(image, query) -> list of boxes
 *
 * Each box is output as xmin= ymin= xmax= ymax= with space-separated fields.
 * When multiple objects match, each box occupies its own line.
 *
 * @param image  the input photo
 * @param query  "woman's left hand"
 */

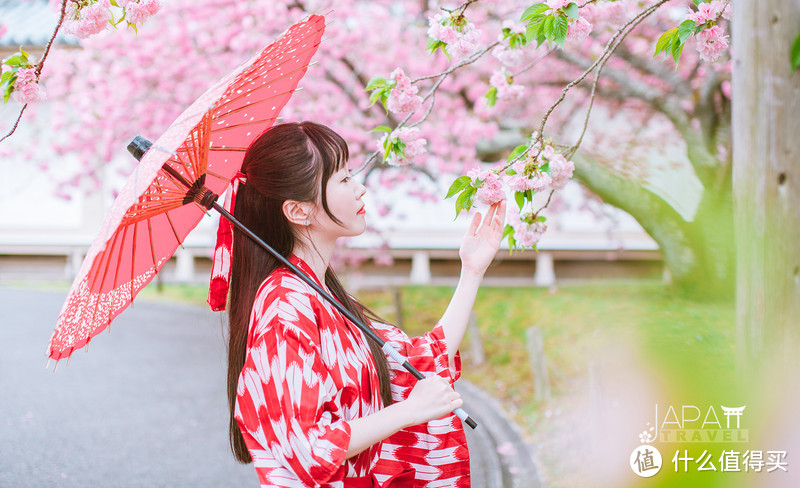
xmin=459 ymin=199 xmax=506 ymax=277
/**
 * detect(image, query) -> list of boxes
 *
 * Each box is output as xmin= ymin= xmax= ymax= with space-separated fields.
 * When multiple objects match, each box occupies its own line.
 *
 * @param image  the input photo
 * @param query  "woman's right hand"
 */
xmin=403 ymin=375 xmax=463 ymax=427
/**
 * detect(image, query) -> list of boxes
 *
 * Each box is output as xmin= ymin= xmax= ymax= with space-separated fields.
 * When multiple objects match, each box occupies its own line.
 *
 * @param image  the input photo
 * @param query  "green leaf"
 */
xmin=3 ymin=54 xmax=23 ymax=67
xmin=521 ymin=3 xmax=549 ymax=21
xmin=368 ymin=90 xmax=382 ymax=107
xmin=507 ymin=144 xmax=528 ymax=163
xmin=677 ymin=20 xmax=696 ymax=45
xmin=426 ymin=38 xmax=448 ymax=56
xmin=671 ymin=36 xmax=685 ymax=66
xmin=502 ymin=224 xmax=514 ymax=239
xmin=553 ymin=14 xmax=569 ymax=48
xmin=446 ymin=176 xmax=472 ymax=199
xmin=455 ymin=186 xmax=476 ymax=216
xmin=484 ymin=86 xmax=498 ymax=107
xmin=691 ymin=0 xmax=704 ymax=5
xmin=563 ymin=3 xmax=579 ymax=20
xmin=542 ymin=15 xmax=555 ymax=38
xmin=792 ymin=31 xmax=800 ymax=71
xmin=3 ymin=80 xmax=14 ymax=103
xmin=514 ymin=191 xmax=525 ymax=210
xmin=0 ymin=70 xmax=13 ymax=85
xmin=365 ymin=76 xmax=387 ymax=91
xmin=371 ymin=125 xmax=392 ymax=133
xmin=540 ymin=162 xmax=551 ymax=175
xmin=654 ymin=27 xmax=678 ymax=58
xmin=507 ymin=232 xmax=517 ymax=251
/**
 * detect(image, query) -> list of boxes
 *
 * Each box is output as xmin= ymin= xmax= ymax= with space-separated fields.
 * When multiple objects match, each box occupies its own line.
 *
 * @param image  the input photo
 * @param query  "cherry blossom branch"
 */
xmin=0 ymin=0 xmax=67 ymax=144
xmin=354 ymin=40 xmax=500 ymax=175
xmin=442 ymin=0 xmax=481 ymax=17
xmin=536 ymin=0 xmax=671 ymax=150
xmin=513 ymin=47 xmax=556 ymax=77
xmin=565 ymin=0 xmax=668 ymax=159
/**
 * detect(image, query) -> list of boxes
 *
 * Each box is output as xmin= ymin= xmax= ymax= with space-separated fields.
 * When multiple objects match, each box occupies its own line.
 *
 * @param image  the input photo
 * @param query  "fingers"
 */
xmin=467 ymin=210 xmax=482 ymax=236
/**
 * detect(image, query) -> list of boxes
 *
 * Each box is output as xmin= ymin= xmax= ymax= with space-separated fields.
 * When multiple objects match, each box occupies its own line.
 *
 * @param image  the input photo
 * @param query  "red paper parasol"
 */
xmin=46 ymin=13 xmax=478 ymax=428
xmin=48 ymin=15 xmax=326 ymax=362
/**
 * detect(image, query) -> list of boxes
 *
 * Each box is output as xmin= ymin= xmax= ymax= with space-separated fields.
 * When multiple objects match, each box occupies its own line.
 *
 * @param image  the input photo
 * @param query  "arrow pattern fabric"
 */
xmin=235 ymin=255 xmax=469 ymax=487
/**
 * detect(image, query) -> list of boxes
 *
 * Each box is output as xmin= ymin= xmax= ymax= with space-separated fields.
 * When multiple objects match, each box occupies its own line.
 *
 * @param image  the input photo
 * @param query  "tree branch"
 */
xmin=1 ymin=0 xmax=67 ymax=144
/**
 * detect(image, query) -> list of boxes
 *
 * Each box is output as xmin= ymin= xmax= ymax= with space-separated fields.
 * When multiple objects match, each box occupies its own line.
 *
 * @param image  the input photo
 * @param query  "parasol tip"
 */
xmin=127 ymin=135 xmax=153 ymax=161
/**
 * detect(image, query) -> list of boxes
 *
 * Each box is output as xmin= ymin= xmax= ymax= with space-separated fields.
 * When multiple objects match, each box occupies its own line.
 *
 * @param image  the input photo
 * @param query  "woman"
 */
xmin=212 ymin=122 xmax=505 ymax=487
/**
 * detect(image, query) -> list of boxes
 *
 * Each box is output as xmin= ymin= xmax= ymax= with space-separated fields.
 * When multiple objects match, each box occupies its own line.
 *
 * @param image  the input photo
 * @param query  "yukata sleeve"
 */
xmin=372 ymin=322 xmax=461 ymax=401
xmin=236 ymin=300 xmax=350 ymax=486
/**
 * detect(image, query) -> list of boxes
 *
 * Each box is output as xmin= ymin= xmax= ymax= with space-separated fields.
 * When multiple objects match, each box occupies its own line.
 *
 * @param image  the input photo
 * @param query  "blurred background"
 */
xmin=2 ymin=0 xmax=798 ymax=487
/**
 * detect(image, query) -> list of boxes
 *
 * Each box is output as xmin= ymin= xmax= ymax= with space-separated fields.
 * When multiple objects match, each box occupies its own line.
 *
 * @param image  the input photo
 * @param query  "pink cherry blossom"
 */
xmin=549 ymin=155 xmax=575 ymax=190
xmin=386 ymin=68 xmax=422 ymax=114
xmin=490 ymin=69 xmax=524 ymax=101
xmin=124 ymin=0 xmax=161 ymax=25
xmin=427 ymin=12 xmax=481 ymax=60
xmin=567 ymin=17 xmax=592 ymax=42
xmin=475 ymin=170 xmax=504 ymax=206
xmin=491 ymin=45 xmax=525 ymax=68
xmin=11 ymin=68 xmax=47 ymax=104
xmin=0 ymin=23 xmax=7 ymax=39
xmin=63 ymin=0 xmax=112 ymax=39
xmin=695 ymin=26 xmax=729 ymax=62
xmin=529 ymin=172 xmax=552 ymax=192
xmin=546 ymin=0 xmax=571 ymax=12
xmin=428 ymin=13 xmax=459 ymax=45
xmin=508 ymin=210 xmax=546 ymax=248
xmin=602 ymin=1 xmax=628 ymax=26
xmin=379 ymin=127 xmax=427 ymax=166
xmin=686 ymin=2 xmax=719 ymax=25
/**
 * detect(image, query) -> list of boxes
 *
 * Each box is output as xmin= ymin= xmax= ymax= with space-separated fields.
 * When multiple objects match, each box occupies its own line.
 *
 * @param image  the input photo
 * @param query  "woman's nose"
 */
xmin=357 ymin=181 xmax=367 ymax=198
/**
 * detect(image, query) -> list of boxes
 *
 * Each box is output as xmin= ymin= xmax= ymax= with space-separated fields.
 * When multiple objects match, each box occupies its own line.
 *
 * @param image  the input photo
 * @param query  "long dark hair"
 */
xmin=226 ymin=122 xmax=393 ymax=464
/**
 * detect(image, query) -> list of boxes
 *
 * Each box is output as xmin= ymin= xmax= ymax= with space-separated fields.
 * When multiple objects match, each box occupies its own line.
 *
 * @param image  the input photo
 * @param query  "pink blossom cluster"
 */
xmin=685 ymin=1 xmax=730 ymax=25
xmin=695 ymin=25 xmax=729 ymax=62
xmin=545 ymin=0 xmax=571 ymax=14
xmin=567 ymin=17 xmax=593 ymax=42
xmin=11 ymin=68 xmax=47 ymax=104
xmin=468 ymin=168 xmax=505 ymax=206
xmin=121 ymin=0 xmax=161 ymax=25
xmin=492 ymin=20 xmax=526 ymax=67
xmin=62 ymin=0 xmax=113 ymax=39
xmin=508 ymin=210 xmax=547 ymax=248
xmin=427 ymin=12 xmax=481 ymax=60
xmin=386 ymin=68 xmax=422 ymax=114
xmin=507 ymin=163 xmax=551 ymax=192
xmin=581 ymin=1 xmax=627 ymax=26
xmin=379 ymin=127 xmax=428 ymax=166
xmin=489 ymin=69 xmax=524 ymax=101
xmin=542 ymin=145 xmax=575 ymax=190
xmin=504 ymin=144 xmax=574 ymax=193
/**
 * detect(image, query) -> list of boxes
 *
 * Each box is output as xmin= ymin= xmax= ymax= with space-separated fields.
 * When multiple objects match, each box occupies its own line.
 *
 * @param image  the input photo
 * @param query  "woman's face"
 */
xmin=310 ymin=165 xmax=367 ymax=240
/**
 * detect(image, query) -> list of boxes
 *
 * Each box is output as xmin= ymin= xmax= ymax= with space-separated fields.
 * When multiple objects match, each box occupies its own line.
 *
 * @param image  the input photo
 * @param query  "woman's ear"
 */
xmin=282 ymin=200 xmax=313 ymax=226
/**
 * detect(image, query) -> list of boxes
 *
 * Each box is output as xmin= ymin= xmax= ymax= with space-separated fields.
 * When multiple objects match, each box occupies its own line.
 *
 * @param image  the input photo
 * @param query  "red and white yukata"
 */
xmin=234 ymin=255 xmax=470 ymax=487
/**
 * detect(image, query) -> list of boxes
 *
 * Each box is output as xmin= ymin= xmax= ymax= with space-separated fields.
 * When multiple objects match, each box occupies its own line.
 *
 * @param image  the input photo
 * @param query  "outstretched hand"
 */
xmin=459 ymin=199 xmax=506 ymax=276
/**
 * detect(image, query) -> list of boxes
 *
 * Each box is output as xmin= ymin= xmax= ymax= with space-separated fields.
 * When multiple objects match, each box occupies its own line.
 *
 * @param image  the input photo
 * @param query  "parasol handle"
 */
xmin=212 ymin=201 xmax=478 ymax=430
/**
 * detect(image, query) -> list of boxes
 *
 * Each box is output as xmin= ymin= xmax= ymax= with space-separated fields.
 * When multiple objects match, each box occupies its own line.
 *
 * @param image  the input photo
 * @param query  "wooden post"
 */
xmin=467 ymin=311 xmax=485 ymax=365
xmin=732 ymin=0 xmax=800 ymax=372
xmin=526 ymin=327 xmax=551 ymax=401
xmin=392 ymin=287 xmax=404 ymax=329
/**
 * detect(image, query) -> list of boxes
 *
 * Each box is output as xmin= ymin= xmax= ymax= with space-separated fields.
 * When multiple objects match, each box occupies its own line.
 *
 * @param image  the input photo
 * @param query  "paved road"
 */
xmin=0 ymin=287 xmax=540 ymax=487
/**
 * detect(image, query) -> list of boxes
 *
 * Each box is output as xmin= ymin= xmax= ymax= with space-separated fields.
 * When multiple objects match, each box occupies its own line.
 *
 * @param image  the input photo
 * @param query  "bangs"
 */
xmin=299 ymin=122 xmax=350 ymax=225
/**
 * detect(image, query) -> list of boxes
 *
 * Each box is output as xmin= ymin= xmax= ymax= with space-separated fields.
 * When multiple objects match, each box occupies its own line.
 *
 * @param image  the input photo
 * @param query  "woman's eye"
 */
xmin=342 ymin=176 xmax=350 ymax=183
